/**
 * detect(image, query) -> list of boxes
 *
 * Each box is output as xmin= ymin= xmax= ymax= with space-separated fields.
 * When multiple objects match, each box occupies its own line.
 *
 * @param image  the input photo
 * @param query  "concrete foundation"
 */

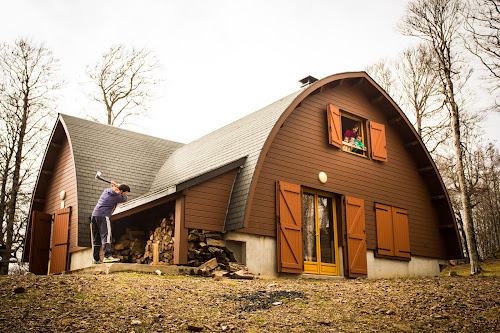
xmin=69 ymin=263 xmax=192 ymax=276
xmin=224 ymin=232 xmax=278 ymax=278
xmin=366 ymin=250 xmax=446 ymax=279
xmin=65 ymin=237 xmax=445 ymax=280
xmin=69 ymin=248 xmax=93 ymax=271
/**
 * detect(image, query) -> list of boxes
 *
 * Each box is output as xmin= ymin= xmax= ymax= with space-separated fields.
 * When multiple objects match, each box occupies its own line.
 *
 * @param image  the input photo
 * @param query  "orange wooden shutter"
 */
xmin=327 ymin=104 xmax=342 ymax=148
xmin=393 ymin=208 xmax=411 ymax=259
xmin=375 ymin=203 xmax=395 ymax=256
xmin=276 ymin=181 xmax=303 ymax=273
xmin=49 ymin=207 xmax=71 ymax=274
xmin=345 ymin=196 xmax=367 ymax=277
xmin=370 ymin=121 xmax=387 ymax=161
xmin=29 ymin=212 xmax=52 ymax=275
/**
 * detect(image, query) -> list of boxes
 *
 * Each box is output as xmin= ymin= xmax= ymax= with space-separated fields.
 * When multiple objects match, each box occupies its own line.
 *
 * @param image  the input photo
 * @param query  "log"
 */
xmin=206 ymin=239 xmax=226 ymax=248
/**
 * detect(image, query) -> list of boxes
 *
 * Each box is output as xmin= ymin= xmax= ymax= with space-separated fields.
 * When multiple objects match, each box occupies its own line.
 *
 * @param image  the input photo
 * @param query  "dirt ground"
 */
xmin=1 ymin=262 xmax=499 ymax=332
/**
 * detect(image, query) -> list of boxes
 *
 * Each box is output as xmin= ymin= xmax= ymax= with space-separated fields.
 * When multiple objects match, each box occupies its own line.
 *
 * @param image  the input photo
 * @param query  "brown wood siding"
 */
xmin=42 ymin=137 xmax=79 ymax=253
xmin=184 ymin=168 xmax=238 ymax=232
xmin=248 ymin=84 xmax=449 ymax=259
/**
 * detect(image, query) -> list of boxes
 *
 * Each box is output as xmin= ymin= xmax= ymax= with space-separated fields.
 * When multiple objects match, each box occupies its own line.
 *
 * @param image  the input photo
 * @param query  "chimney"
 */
xmin=299 ymin=75 xmax=318 ymax=88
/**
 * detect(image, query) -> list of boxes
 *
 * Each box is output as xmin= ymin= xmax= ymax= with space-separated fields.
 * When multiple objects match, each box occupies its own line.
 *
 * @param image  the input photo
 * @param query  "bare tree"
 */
xmin=365 ymin=59 xmax=397 ymax=97
xmin=395 ymin=44 xmax=450 ymax=153
xmin=472 ymin=143 xmax=500 ymax=258
xmin=86 ymin=45 xmax=162 ymax=127
xmin=399 ymin=0 xmax=482 ymax=274
xmin=437 ymin=113 xmax=500 ymax=260
xmin=0 ymin=37 xmax=59 ymax=274
xmin=464 ymin=0 xmax=500 ymax=107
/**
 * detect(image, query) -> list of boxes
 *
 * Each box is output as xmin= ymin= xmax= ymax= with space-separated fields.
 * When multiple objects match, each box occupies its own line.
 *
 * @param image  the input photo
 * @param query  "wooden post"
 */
xmin=152 ymin=242 xmax=159 ymax=265
xmin=174 ymin=195 xmax=188 ymax=265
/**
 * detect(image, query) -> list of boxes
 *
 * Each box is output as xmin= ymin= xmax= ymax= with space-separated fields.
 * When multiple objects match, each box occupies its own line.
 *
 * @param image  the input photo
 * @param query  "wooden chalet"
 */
xmin=23 ymin=72 xmax=462 ymax=278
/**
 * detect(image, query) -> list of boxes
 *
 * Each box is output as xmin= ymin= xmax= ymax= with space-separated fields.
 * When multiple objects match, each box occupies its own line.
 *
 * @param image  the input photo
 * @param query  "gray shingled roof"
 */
xmin=60 ymin=114 xmax=184 ymax=247
xmin=115 ymin=89 xmax=305 ymax=230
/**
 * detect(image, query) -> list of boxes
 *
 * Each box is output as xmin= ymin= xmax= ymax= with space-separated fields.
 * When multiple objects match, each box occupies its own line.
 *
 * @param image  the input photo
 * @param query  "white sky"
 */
xmin=1 ymin=0 xmax=499 ymax=145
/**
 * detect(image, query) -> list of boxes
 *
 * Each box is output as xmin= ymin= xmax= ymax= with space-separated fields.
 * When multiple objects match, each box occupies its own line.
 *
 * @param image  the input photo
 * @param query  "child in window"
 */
xmin=353 ymin=134 xmax=365 ymax=154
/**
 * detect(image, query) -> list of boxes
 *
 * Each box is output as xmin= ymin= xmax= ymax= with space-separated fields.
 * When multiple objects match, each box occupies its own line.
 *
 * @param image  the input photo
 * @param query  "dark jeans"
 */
xmin=91 ymin=215 xmax=112 ymax=261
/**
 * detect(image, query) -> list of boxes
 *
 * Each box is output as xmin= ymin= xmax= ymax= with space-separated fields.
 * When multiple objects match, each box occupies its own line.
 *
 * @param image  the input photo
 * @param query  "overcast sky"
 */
xmin=1 ymin=0 xmax=499 ymax=144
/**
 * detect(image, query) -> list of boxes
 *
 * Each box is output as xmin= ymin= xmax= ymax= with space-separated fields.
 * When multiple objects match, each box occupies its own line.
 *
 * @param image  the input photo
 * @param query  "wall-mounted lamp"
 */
xmin=318 ymin=172 xmax=327 ymax=184
xmin=60 ymin=190 xmax=66 ymax=208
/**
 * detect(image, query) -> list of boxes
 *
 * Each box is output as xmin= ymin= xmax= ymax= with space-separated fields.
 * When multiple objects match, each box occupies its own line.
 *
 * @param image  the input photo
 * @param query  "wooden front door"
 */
xmin=49 ymin=207 xmax=71 ymax=274
xmin=302 ymin=189 xmax=339 ymax=275
xmin=29 ymin=211 xmax=52 ymax=275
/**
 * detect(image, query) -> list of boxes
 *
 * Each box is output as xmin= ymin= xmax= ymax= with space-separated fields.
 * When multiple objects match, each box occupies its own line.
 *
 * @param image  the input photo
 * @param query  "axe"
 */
xmin=95 ymin=171 xmax=111 ymax=184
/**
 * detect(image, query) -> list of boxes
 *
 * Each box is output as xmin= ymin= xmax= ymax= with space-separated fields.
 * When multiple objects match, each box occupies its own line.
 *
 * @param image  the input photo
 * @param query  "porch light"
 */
xmin=318 ymin=172 xmax=327 ymax=183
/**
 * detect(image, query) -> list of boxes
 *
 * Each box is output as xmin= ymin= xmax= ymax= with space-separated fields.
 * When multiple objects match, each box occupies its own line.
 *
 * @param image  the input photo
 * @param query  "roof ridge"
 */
xmin=58 ymin=113 xmax=184 ymax=145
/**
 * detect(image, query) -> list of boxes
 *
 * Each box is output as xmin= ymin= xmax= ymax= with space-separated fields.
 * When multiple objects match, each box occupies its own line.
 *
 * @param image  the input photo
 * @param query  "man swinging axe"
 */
xmin=91 ymin=176 xmax=130 ymax=264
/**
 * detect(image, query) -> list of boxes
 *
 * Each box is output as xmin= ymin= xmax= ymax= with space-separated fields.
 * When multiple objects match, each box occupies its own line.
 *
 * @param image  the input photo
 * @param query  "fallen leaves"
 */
xmin=0 ymin=272 xmax=498 ymax=332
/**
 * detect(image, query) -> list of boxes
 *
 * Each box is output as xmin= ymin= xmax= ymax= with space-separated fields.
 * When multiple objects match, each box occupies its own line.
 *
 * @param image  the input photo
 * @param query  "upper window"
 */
xmin=341 ymin=113 xmax=367 ymax=157
xmin=327 ymin=103 xmax=388 ymax=162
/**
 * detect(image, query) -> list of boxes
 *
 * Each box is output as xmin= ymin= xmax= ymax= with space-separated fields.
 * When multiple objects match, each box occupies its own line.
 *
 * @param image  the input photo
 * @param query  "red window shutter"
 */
xmin=276 ymin=181 xmax=303 ymax=273
xmin=327 ymin=104 xmax=342 ymax=148
xmin=375 ymin=203 xmax=395 ymax=257
xmin=370 ymin=121 xmax=387 ymax=161
xmin=49 ymin=207 xmax=71 ymax=274
xmin=393 ymin=208 xmax=411 ymax=259
xmin=345 ymin=196 xmax=367 ymax=277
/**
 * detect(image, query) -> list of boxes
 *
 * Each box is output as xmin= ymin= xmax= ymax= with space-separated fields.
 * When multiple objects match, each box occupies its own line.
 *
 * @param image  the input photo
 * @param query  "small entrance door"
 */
xmin=29 ymin=212 xmax=52 ymax=275
xmin=49 ymin=207 xmax=71 ymax=274
xmin=302 ymin=189 xmax=339 ymax=275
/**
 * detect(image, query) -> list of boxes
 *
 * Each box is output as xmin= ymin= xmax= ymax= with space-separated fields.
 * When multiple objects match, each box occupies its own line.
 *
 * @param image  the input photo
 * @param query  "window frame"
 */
xmin=326 ymin=103 xmax=388 ymax=162
xmin=340 ymin=112 xmax=368 ymax=158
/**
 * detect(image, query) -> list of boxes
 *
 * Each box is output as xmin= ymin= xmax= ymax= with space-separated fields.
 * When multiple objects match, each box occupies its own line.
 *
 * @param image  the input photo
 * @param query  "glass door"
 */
xmin=302 ymin=189 xmax=339 ymax=275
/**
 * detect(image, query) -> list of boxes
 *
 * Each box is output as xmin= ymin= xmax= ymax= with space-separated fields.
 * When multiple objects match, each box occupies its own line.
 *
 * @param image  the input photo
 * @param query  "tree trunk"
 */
xmin=447 ymin=79 xmax=482 ymax=274
xmin=1 ymin=92 xmax=29 ymax=275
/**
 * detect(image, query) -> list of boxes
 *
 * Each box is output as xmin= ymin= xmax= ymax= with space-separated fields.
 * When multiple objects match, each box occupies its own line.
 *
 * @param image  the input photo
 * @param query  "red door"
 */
xmin=49 ymin=207 xmax=71 ymax=274
xmin=29 ymin=212 xmax=52 ymax=275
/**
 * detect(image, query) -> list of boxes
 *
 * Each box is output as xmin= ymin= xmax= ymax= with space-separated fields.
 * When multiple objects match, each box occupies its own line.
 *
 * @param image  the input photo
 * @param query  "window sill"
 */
xmin=374 ymin=253 xmax=412 ymax=262
xmin=341 ymin=143 xmax=368 ymax=158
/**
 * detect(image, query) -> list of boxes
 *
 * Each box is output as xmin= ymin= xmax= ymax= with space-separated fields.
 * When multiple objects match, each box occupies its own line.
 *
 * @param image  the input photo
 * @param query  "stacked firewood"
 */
xmin=112 ymin=213 xmax=242 ymax=274
xmin=187 ymin=229 xmax=236 ymax=268
xmin=140 ymin=214 xmax=175 ymax=265
xmin=111 ymin=228 xmax=147 ymax=263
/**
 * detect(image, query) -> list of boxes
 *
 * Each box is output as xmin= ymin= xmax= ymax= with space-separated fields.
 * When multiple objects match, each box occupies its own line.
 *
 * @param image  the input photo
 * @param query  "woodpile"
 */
xmin=111 ymin=213 xmax=256 ymax=278
xmin=111 ymin=228 xmax=147 ymax=263
xmin=191 ymin=258 xmax=256 ymax=279
xmin=140 ymin=213 xmax=176 ymax=265
xmin=186 ymin=229 xmax=236 ymax=268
